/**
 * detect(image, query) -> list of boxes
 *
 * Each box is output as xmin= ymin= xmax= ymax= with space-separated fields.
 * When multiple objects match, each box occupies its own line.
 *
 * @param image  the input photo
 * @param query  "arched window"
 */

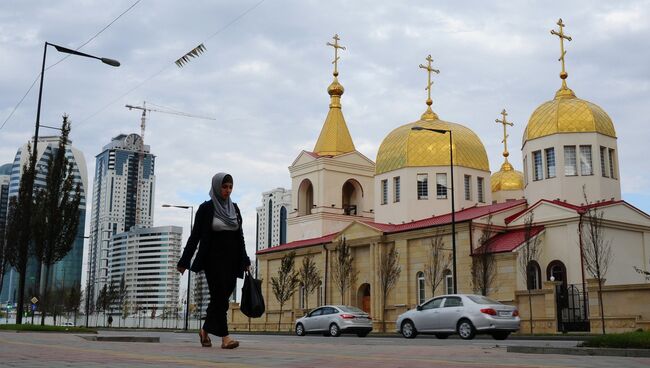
xmin=443 ymin=269 xmax=453 ymax=295
xmin=342 ymin=179 xmax=363 ymax=215
xmin=298 ymin=179 xmax=313 ymax=216
xmin=279 ymin=206 xmax=287 ymax=245
xmin=546 ymin=260 xmax=567 ymax=287
xmin=416 ymin=272 xmax=425 ymax=305
xmin=526 ymin=261 xmax=542 ymax=290
xmin=267 ymin=199 xmax=273 ymax=247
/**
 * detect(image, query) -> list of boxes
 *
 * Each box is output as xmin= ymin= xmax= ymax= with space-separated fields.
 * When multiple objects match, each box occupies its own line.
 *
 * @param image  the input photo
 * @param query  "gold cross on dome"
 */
xmin=419 ymin=55 xmax=440 ymax=105
xmin=495 ymin=109 xmax=514 ymax=160
xmin=326 ymin=34 xmax=346 ymax=76
xmin=550 ymin=18 xmax=572 ymax=87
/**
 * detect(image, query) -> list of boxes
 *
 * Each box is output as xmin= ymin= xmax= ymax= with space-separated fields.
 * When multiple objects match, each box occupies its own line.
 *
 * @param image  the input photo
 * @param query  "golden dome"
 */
xmin=376 ymin=116 xmax=490 ymax=175
xmin=313 ymin=76 xmax=355 ymax=156
xmin=523 ymin=87 xmax=616 ymax=143
xmin=491 ymin=161 xmax=524 ymax=192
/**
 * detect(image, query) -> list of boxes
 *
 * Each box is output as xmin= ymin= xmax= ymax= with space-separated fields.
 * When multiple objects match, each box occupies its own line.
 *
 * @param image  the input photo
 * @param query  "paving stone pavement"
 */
xmin=1 ymin=330 xmax=649 ymax=367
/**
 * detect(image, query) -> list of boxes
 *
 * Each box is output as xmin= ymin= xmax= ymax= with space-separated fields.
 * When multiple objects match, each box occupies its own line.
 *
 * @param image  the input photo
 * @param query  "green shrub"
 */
xmin=0 ymin=324 xmax=96 ymax=333
xmin=582 ymin=331 xmax=650 ymax=349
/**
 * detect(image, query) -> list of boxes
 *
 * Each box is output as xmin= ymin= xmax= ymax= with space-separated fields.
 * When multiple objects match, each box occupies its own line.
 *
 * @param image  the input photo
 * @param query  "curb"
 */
xmin=507 ymin=345 xmax=650 ymax=357
xmin=78 ymin=335 xmax=160 ymax=343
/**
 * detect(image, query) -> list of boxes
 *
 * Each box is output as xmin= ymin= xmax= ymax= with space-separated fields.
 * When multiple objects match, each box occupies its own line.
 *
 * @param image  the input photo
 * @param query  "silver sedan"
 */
xmin=396 ymin=294 xmax=520 ymax=340
xmin=295 ymin=305 xmax=373 ymax=337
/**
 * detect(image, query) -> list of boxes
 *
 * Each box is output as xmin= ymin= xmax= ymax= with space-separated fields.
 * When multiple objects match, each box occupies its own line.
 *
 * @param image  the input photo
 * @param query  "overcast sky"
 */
xmin=1 ymin=1 xmax=649 ymax=280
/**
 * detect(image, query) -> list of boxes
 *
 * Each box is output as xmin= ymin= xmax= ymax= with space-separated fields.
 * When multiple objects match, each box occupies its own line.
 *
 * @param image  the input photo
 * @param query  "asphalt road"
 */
xmin=0 ymin=330 xmax=648 ymax=367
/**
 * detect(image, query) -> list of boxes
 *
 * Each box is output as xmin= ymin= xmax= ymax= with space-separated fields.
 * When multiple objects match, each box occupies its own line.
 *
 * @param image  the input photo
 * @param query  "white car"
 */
xmin=295 ymin=305 xmax=373 ymax=337
xmin=396 ymin=294 xmax=520 ymax=340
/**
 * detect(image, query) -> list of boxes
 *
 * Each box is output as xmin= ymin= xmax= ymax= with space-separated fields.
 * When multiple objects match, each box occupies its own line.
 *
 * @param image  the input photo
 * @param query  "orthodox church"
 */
xmin=252 ymin=24 xmax=650 ymax=334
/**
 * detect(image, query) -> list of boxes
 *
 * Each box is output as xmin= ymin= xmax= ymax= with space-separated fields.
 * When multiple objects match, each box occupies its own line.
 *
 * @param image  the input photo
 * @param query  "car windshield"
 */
xmin=467 ymin=295 xmax=501 ymax=304
xmin=338 ymin=306 xmax=365 ymax=313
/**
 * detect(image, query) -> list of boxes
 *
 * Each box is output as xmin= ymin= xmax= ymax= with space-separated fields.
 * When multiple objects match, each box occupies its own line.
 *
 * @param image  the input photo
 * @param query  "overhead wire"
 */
xmin=78 ymin=0 xmax=268 ymax=125
xmin=0 ymin=0 xmax=143 ymax=132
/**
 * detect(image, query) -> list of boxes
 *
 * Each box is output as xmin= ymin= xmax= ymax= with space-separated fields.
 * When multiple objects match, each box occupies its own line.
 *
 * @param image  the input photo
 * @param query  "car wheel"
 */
xmin=457 ymin=319 xmax=476 ymax=340
xmin=400 ymin=320 xmax=417 ymax=339
xmin=295 ymin=323 xmax=306 ymax=336
xmin=329 ymin=323 xmax=341 ymax=337
xmin=356 ymin=331 xmax=369 ymax=337
xmin=491 ymin=332 xmax=510 ymax=340
xmin=434 ymin=333 xmax=450 ymax=339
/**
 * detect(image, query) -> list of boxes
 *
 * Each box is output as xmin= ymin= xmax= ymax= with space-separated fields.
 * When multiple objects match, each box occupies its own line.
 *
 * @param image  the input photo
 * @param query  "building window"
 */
xmin=532 ymin=150 xmax=543 ymax=181
xmin=393 ymin=176 xmax=400 ymax=203
xmin=417 ymin=174 xmax=428 ymax=200
xmin=580 ymin=145 xmax=593 ymax=175
xmin=599 ymin=146 xmax=608 ymax=177
xmin=464 ymin=175 xmax=471 ymax=200
xmin=477 ymin=177 xmax=485 ymax=203
xmin=267 ymin=199 xmax=273 ymax=248
xmin=523 ymin=155 xmax=528 ymax=186
xmin=545 ymin=148 xmax=556 ymax=178
xmin=299 ymin=286 xmax=306 ymax=309
xmin=526 ymin=261 xmax=542 ymax=290
xmin=608 ymin=148 xmax=616 ymax=179
xmin=279 ymin=206 xmax=287 ymax=245
xmin=417 ymin=272 xmax=425 ymax=305
xmin=381 ymin=179 xmax=388 ymax=205
xmin=564 ymin=146 xmax=577 ymax=176
xmin=436 ymin=173 xmax=447 ymax=199
xmin=444 ymin=270 xmax=453 ymax=295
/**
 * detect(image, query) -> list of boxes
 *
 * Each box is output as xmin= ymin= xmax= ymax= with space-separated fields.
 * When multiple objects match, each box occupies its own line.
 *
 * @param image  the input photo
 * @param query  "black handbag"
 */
xmin=240 ymin=271 xmax=265 ymax=318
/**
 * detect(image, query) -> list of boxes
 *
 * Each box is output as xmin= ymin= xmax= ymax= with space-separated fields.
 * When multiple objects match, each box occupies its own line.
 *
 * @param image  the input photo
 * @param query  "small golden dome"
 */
xmin=491 ymin=161 xmax=524 ymax=192
xmin=327 ymin=77 xmax=344 ymax=97
xmin=376 ymin=116 xmax=490 ymax=175
xmin=523 ymin=87 xmax=616 ymax=143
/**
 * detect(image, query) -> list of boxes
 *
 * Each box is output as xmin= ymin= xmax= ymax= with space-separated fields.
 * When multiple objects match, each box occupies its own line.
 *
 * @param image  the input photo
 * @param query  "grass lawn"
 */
xmin=0 ymin=324 xmax=97 ymax=333
xmin=582 ymin=330 xmax=650 ymax=349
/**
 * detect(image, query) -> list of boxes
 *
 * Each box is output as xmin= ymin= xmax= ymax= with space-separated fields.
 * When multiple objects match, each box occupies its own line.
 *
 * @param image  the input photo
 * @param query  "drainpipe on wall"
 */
xmin=577 ymin=212 xmax=587 ymax=304
xmin=323 ymin=243 xmax=328 ymax=305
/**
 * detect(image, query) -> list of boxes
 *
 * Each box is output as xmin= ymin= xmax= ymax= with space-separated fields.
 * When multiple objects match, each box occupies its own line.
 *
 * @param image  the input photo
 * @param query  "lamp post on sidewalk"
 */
xmin=411 ymin=126 xmax=457 ymax=294
xmin=162 ymin=204 xmax=194 ymax=331
xmin=14 ymin=42 xmax=119 ymax=325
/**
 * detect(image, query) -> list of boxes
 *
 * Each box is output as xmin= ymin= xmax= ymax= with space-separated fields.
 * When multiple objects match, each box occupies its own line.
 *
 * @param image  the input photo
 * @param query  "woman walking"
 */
xmin=177 ymin=172 xmax=251 ymax=349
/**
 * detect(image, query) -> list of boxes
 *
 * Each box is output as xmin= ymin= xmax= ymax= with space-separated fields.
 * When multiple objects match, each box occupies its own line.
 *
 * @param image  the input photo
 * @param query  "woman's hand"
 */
xmin=177 ymin=266 xmax=186 ymax=275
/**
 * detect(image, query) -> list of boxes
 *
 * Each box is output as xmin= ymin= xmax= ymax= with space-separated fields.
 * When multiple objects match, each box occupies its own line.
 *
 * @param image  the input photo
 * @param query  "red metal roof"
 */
xmin=256 ymin=232 xmax=337 ymax=255
xmin=504 ymin=198 xmax=623 ymax=224
xmin=474 ymin=226 xmax=545 ymax=254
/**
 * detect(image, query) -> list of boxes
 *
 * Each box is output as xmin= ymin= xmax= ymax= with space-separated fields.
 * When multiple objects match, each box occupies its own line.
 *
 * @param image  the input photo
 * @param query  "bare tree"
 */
xmin=270 ymin=251 xmax=299 ymax=331
xmin=63 ymin=286 xmax=82 ymax=325
xmin=471 ymin=218 xmax=496 ymax=296
xmin=378 ymin=246 xmax=401 ymax=332
xmin=116 ymin=274 xmax=128 ymax=327
xmin=517 ymin=213 xmax=542 ymax=334
xmin=297 ymin=255 xmax=321 ymax=311
xmin=582 ymin=189 xmax=612 ymax=334
xmin=331 ymin=238 xmax=358 ymax=304
xmin=424 ymin=231 xmax=451 ymax=297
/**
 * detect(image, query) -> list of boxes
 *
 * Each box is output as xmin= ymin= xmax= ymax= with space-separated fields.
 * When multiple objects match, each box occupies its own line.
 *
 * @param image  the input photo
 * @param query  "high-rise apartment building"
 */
xmin=0 ymin=163 xmax=12 ymax=303
xmin=255 ymin=188 xmax=291 ymax=251
xmin=1 ymin=137 xmax=87 ymax=304
xmin=88 ymin=133 xmax=155 ymax=303
xmin=108 ymin=225 xmax=180 ymax=315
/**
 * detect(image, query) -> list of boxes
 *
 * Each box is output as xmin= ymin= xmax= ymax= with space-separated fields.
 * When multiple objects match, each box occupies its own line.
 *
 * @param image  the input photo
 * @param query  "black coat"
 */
xmin=177 ymin=200 xmax=251 ymax=279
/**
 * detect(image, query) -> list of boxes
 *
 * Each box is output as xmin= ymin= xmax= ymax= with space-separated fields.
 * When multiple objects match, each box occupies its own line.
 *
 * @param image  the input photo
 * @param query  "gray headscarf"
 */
xmin=209 ymin=172 xmax=238 ymax=227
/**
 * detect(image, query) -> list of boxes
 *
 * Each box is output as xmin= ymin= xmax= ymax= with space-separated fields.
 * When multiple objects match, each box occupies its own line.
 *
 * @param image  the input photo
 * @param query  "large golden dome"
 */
xmin=491 ymin=162 xmax=524 ymax=192
xmin=523 ymin=87 xmax=616 ymax=144
xmin=376 ymin=114 xmax=490 ymax=175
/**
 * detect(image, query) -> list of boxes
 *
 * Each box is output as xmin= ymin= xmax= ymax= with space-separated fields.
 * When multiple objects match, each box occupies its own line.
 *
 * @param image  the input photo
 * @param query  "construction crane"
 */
xmin=125 ymin=101 xmax=215 ymax=226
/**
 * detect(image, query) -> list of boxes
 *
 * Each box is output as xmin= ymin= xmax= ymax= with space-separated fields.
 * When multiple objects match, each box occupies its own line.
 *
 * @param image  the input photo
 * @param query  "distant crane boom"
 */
xmin=125 ymin=101 xmax=215 ymax=226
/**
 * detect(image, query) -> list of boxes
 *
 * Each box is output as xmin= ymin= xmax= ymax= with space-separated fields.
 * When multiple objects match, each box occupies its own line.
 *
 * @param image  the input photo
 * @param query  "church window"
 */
xmin=417 ymin=272 xmax=425 ymax=305
xmin=532 ymin=150 xmax=543 ymax=181
xmin=436 ymin=173 xmax=447 ymax=199
xmin=299 ymin=286 xmax=306 ymax=309
xmin=464 ymin=175 xmax=472 ymax=200
xmin=600 ymin=146 xmax=608 ymax=177
xmin=393 ymin=176 xmax=400 ymax=203
xmin=444 ymin=269 xmax=453 ymax=295
xmin=526 ymin=261 xmax=542 ymax=290
xmin=523 ymin=155 xmax=528 ymax=186
xmin=580 ymin=145 xmax=593 ymax=175
xmin=477 ymin=177 xmax=485 ymax=203
xmin=381 ymin=179 xmax=388 ymax=205
xmin=564 ymin=146 xmax=577 ymax=176
xmin=545 ymin=148 xmax=556 ymax=178
xmin=608 ymin=148 xmax=616 ymax=179
xmin=279 ymin=206 xmax=287 ymax=245
xmin=417 ymin=174 xmax=428 ymax=200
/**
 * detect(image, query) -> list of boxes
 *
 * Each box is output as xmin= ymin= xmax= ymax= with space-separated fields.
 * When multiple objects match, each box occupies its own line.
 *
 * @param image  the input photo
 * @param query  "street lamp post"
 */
xmin=411 ymin=126 xmax=457 ymax=294
xmin=162 ymin=204 xmax=194 ymax=331
xmin=14 ymin=42 xmax=119 ymax=325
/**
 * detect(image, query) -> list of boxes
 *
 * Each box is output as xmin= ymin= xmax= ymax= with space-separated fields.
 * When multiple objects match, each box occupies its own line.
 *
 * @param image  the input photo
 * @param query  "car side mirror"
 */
xmin=416 ymin=305 xmax=422 ymax=311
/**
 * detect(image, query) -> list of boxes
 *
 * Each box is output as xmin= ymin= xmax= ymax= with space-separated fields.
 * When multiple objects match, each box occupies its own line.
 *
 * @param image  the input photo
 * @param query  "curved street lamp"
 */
xmin=411 ymin=126 xmax=457 ymax=294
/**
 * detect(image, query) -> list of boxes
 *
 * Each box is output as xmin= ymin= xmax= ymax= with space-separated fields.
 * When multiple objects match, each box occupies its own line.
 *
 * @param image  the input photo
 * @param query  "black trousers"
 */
xmin=202 ymin=267 xmax=237 ymax=337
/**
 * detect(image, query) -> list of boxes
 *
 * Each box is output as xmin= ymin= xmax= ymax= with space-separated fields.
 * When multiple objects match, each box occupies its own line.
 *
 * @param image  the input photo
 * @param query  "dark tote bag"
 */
xmin=240 ymin=271 xmax=265 ymax=318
